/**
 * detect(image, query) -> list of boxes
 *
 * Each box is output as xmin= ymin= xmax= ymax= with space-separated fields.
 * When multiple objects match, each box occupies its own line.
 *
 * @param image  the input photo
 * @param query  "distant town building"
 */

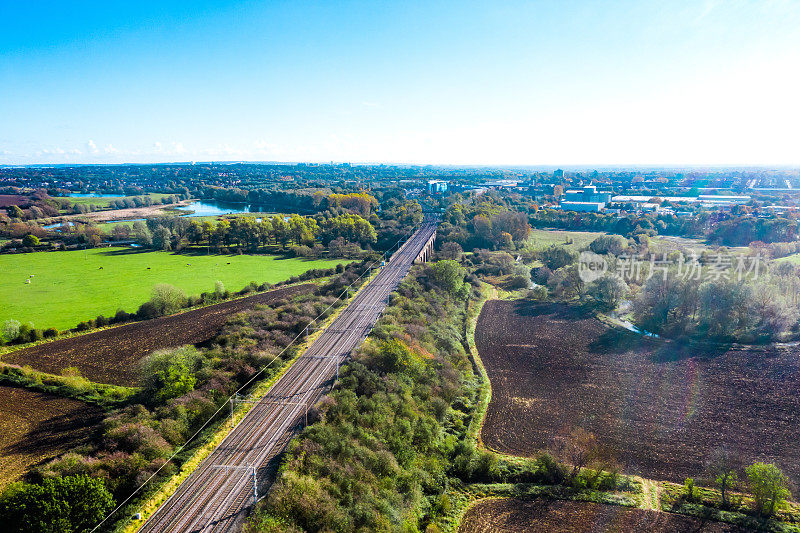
xmin=563 ymin=185 xmax=612 ymax=204
xmin=559 ymin=201 xmax=606 ymax=212
xmin=559 ymin=184 xmax=613 ymax=212
xmin=427 ymin=180 xmax=448 ymax=193
xmin=611 ymin=194 xmax=750 ymax=207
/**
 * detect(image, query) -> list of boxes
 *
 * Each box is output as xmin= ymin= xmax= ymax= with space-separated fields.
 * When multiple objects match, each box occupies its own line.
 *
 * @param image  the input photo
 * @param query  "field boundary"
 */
xmin=114 ymin=267 xmax=380 ymax=533
xmin=464 ymin=283 xmax=494 ymax=446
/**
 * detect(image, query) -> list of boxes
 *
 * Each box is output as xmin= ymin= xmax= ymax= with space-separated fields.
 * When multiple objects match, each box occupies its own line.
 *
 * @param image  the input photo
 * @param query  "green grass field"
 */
xmin=526 ymin=228 xmax=607 ymax=250
xmin=53 ymin=193 xmax=172 ymax=208
xmin=776 ymin=253 xmax=800 ymax=264
xmin=526 ymin=229 xmax=742 ymax=255
xmin=0 ymin=248 xmax=346 ymax=330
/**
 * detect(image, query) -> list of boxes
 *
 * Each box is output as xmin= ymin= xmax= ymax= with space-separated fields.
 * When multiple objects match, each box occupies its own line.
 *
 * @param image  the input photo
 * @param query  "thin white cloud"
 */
xmin=86 ymin=140 xmax=100 ymax=154
xmin=104 ymin=144 xmax=119 ymax=154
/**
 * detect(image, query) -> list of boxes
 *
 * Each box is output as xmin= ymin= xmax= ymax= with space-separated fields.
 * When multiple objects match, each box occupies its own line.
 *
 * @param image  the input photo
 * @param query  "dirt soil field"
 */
xmin=458 ymin=499 xmax=750 ymax=532
xmin=0 ymin=385 xmax=102 ymax=489
xmin=3 ymin=284 xmax=314 ymax=386
xmin=0 ymin=195 xmax=29 ymax=208
xmin=477 ymin=300 xmax=800 ymax=485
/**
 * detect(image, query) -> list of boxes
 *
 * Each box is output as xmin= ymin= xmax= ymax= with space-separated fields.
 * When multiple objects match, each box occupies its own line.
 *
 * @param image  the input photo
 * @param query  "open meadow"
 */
xmin=2 ymin=284 xmax=314 ymax=385
xmin=526 ymin=229 xmax=607 ymax=250
xmin=53 ymin=192 xmax=172 ymax=208
xmin=458 ymin=499 xmax=749 ymax=532
xmin=527 ymin=228 xmax=742 ymax=255
xmin=0 ymin=247 xmax=345 ymax=330
xmin=0 ymin=385 xmax=102 ymax=489
xmin=476 ymin=300 xmax=800 ymax=486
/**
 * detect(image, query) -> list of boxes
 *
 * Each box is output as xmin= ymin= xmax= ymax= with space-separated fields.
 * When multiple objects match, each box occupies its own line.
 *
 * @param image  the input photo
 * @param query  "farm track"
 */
xmin=139 ymin=220 xmax=437 ymax=533
xmin=3 ymin=284 xmax=314 ymax=386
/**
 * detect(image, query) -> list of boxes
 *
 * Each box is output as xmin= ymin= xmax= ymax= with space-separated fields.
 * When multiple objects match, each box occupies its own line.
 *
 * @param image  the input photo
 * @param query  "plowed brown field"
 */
xmin=458 ymin=499 xmax=750 ymax=532
xmin=476 ymin=300 xmax=800 ymax=485
xmin=0 ymin=385 xmax=102 ymax=488
xmin=3 ymin=284 xmax=314 ymax=386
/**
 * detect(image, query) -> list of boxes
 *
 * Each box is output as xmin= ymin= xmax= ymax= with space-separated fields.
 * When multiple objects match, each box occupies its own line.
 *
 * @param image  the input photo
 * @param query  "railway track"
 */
xmin=139 ymin=220 xmax=437 ymax=533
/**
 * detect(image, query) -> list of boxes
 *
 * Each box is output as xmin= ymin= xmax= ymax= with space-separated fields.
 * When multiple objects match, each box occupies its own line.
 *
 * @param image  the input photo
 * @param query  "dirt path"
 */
xmin=638 ymin=477 xmax=662 ymax=511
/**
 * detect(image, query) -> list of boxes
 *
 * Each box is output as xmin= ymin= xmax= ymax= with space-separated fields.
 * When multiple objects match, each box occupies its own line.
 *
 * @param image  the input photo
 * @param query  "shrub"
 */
xmin=527 ymin=285 xmax=548 ymax=300
xmin=22 ymin=234 xmax=40 ymax=247
xmin=141 ymin=346 xmax=202 ymax=403
xmin=2 ymin=319 xmax=21 ymax=342
xmin=17 ymin=323 xmax=34 ymax=343
xmin=589 ymin=235 xmax=627 ymax=255
xmin=136 ymin=301 xmax=159 ymax=320
xmin=113 ymin=309 xmax=130 ymax=323
xmin=684 ymin=477 xmax=696 ymax=502
xmin=214 ymin=280 xmax=225 ymax=299
xmin=43 ymin=327 xmax=58 ymax=338
xmin=538 ymin=245 xmax=577 ymax=270
xmin=149 ymin=283 xmax=188 ymax=316
xmin=746 ymin=462 xmax=790 ymax=517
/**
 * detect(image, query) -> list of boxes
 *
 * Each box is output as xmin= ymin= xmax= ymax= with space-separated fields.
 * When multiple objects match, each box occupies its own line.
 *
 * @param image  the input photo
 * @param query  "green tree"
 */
xmin=538 ymin=245 xmax=578 ymax=270
xmin=2 ymin=319 xmax=21 ymax=342
xmin=214 ymin=280 xmax=226 ymax=299
xmin=149 ymin=283 xmax=187 ymax=316
xmin=132 ymin=220 xmax=152 ymax=247
xmin=22 ymin=234 xmax=40 ymax=247
xmin=547 ymin=265 xmax=584 ymax=299
xmin=746 ymin=462 xmax=790 ymax=517
xmin=707 ymin=449 xmax=739 ymax=509
xmin=6 ymin=204 xmax=24 ymax=219
xmin=430 ymin=260 xmax=466 ymax=296
xmin=152 ymin=225 xmax=173 ymax=251
xmin=0 ymin=475 xmax=114 ymax=533
xmin=586 ymin=275 xmax=628 ymax=310
xmin=141 ymin=345 xmax=200 ymax=402
xmin=589 ymin=235 xmax=627 ymax=256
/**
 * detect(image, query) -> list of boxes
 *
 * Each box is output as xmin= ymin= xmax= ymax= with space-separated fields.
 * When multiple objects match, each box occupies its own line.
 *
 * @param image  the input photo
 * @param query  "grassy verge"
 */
xmin=0 ymin=363 xmax=134 ymax=406
xmin=114 ymin=268 xmax=380 ymax=533
xmin=464 ymin=282 xmax=493 ymax=445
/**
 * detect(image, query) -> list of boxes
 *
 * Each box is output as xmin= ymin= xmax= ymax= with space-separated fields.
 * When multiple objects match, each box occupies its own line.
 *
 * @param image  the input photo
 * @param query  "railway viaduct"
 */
xmin=414 ymin=227 xmax=436 ymax=264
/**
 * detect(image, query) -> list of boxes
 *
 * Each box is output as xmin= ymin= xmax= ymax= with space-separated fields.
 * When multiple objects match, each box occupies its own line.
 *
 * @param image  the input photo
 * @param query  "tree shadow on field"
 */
xmin=4 ymin=407 xmax=102 ymax=458
xmin=649 ymin=339 xmax=730 ymax=363
xmin=588 ymin=328 xmax=650 ymax=355
xmin=514 ymin=301 xmax=593 ymax=321
xmin=98 ymin=247 xmax=152 ymax=256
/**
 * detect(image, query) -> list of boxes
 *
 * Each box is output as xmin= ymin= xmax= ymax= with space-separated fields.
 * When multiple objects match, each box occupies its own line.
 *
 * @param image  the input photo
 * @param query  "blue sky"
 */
xmin=1 ymin=0 xmax=799 ymax=166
